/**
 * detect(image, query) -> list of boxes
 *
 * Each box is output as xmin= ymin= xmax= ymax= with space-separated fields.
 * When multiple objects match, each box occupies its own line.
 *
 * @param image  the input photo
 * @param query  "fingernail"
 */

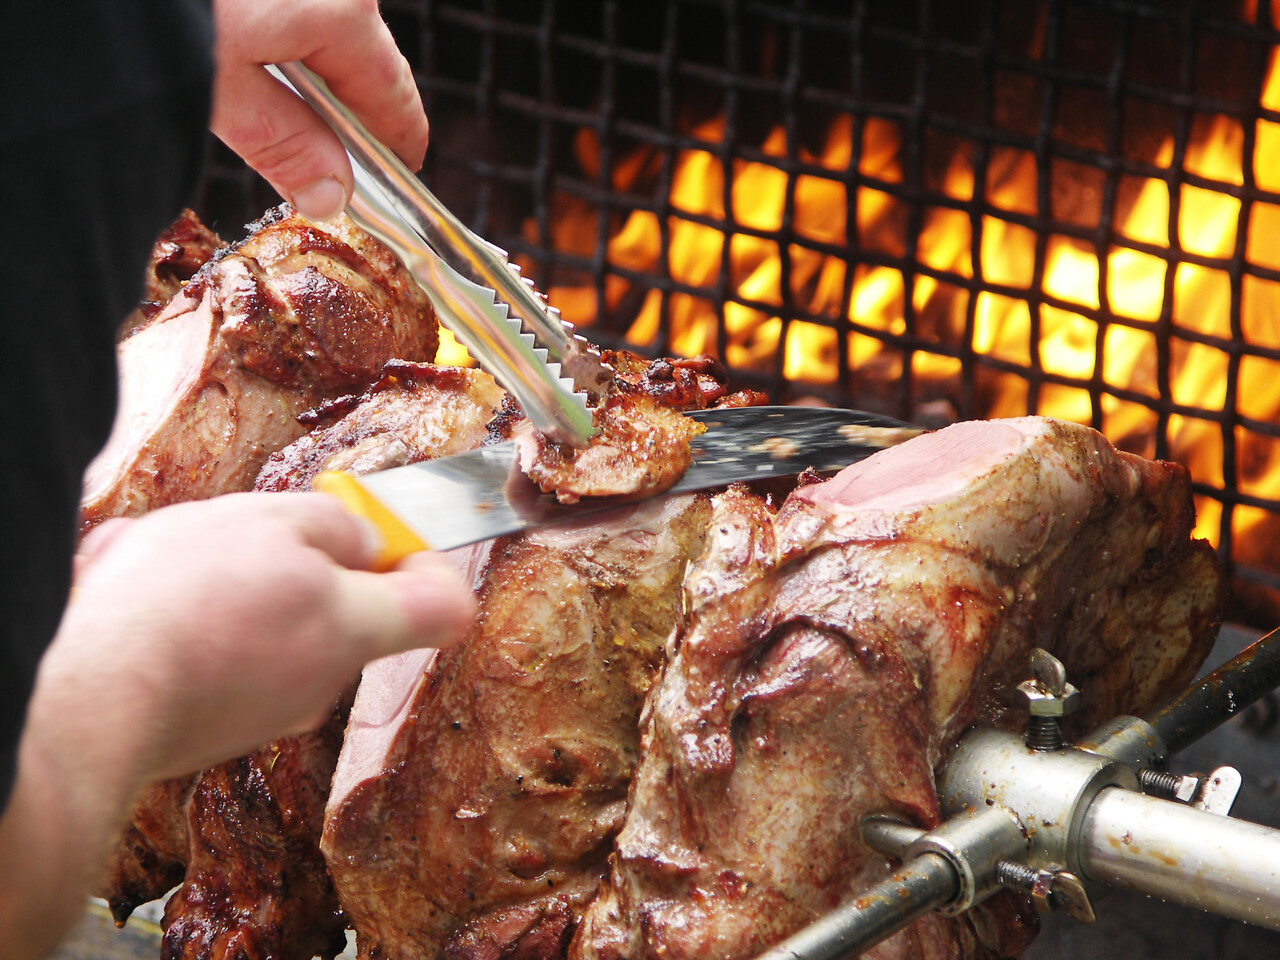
xmin=290 ymin=177 xmax=347 ymax=221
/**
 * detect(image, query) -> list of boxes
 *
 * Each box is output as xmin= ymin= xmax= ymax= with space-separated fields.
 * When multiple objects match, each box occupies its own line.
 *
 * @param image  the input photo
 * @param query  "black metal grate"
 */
xmin=196 ymin=0 xmax=1280 ymax=621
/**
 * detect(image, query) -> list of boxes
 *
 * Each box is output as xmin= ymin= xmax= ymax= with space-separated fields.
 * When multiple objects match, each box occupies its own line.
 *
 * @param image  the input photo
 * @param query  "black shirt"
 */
xmin=0 ymin=1 xmax=215 ymax=812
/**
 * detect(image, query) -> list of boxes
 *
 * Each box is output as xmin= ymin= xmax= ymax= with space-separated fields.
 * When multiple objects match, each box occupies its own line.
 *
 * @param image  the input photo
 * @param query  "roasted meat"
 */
xmin=150 ymin=364 xmax=504 ymax=960
xmin=118 ymin=208 xmax=225 ymax=339
xmin=516 ymin=390 xmax=706 ymax=503
xmin=81 ymin=205 xmax=439 ymax=527
xmin=323 ymin=497 xmax=713 ymax=960
xmin=321 ymin=356 xmax=753 ymax=960
xmin=257 ymin=361 xmax=505 ymax=492
xmin=94 ymin=206 xmax=441 ymax=928
xmin=573 ymin=417 xmax=1224 ymax=960
xmin=160 ymin=701 xmax=353 ymax=960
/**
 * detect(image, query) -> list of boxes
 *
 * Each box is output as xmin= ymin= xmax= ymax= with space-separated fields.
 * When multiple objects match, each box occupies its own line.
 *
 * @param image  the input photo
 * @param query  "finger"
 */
xmin=73 ymin=517 xmax=137 ymax=579
xmin=210 ymin=0 xmax=428 ymax=215
xmin=257 ymin=0 xmax=429 ymax=172
xmin=332 ymin=559 xmax=476 ymax=661
xmin=216 ymin=491 xmax=378 ymax=570
xmin=211 ymin=63 xmax=354 ymax=220
xmin=297 ymin=36 xmax=428 ymax=173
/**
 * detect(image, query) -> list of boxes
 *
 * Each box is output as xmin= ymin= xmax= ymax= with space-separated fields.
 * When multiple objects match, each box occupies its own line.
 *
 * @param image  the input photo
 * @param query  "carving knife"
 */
xmin=315 ymin=406 xmax=923 ymax=569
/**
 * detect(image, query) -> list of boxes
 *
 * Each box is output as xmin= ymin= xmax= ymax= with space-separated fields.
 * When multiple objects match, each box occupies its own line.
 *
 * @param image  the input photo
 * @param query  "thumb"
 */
xmin=332 ymin=552 xmax=476 ymax=661
xmin=211 ymin=63 xmax=353 ymax=220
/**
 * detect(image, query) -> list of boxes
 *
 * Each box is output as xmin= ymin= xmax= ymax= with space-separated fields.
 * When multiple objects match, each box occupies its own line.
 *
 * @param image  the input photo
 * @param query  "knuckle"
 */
xmin=237 ymin=124 xmax=328 ymax=187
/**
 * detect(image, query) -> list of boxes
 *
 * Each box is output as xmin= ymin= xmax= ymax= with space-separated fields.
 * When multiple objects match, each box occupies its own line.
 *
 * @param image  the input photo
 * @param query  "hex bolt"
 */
xmin=1139 ymin=769 xmax=1198 ymax=802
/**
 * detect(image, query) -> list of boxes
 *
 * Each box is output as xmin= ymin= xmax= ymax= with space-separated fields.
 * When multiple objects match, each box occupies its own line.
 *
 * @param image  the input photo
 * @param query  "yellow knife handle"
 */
xmin=314 ymin=471 xmax=431 ymax=572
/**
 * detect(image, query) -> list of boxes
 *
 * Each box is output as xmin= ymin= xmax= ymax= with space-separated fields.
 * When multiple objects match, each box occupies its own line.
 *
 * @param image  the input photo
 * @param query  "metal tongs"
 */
xmin=267 ymin=62 xmax=612 ymax=447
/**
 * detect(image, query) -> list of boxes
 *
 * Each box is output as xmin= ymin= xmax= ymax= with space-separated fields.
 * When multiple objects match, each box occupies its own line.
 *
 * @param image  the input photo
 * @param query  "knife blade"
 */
xmin=315 ymin=406 xmax=923 ymax=569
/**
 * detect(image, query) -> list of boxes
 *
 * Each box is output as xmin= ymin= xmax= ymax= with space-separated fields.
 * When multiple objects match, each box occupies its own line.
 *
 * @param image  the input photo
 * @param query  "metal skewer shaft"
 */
xmin=1144 ymin=626 xmax=1280 ymax=755
xmin=753 ymin=854 xmax=959 ymax=960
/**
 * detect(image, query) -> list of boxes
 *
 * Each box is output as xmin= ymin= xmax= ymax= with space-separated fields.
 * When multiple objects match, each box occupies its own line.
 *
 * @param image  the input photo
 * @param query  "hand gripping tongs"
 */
xmin=267 ymin=62 xmax=612 ymax=447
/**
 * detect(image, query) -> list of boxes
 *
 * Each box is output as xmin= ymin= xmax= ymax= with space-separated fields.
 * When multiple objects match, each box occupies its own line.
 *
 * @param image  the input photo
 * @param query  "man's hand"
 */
xmin=210 ymin=0 xmax=429 ymax=220
xmin=0 ymin=492 xmax=473 ymax=959
xmin=53 ymin=492 xmax=473 ymax=782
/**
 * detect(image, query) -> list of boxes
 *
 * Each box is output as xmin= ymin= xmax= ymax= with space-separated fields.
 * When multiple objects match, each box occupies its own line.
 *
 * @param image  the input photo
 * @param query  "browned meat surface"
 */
xmin=257 ymin=361 xmax=503 ymax=492
xmin=81 ymin=205 xmax=439 ymax=528
xmin=514 ymin=351 xmax=763 ymax=504
xmin=322 ymin=496 xmax=712 ymax=960
xmin=573 ymin=417 xmax=1224 ymax=960
xmin=119 ymin=209 xmax=225 ymax=339
xmin=150 ymin=366 xmax=504 ymax=960
xmin=93 ymin=206 xmax=439 ymax=931
xmin=102 ymin=775 xmax=199 ymax=923
xmin=516 ymin=390 xmax=705 ymax=503
xmin=321 ymin=352 xmax=755 ymax=960
xmin=603 ymin=352 xmax=766 ymax=411
xmin=161 ymin=702 xmax=351 ymax=960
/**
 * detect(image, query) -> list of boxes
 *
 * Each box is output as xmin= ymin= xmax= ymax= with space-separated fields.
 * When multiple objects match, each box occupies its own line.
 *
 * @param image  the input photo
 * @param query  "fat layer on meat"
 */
xmin=573 ymin=417 xmax=1224 ymax=960
xmin=151 ymin=365 xmax=504 ymax=960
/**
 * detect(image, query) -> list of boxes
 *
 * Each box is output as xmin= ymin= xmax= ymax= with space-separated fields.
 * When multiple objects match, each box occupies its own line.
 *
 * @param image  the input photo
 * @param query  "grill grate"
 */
xmin=195 ymin=0 xmax=1280 ymax=621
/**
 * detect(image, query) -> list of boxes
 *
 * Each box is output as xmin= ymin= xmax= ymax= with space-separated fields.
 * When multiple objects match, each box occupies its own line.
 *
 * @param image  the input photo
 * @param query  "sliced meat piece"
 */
xmin=153 ymin=365 xmax=505 ymax=960
xmin=515 ymin=389 xmax=705 ymax=503
xmin=513 ymin=349 xmax=762 ymax=504
xmin=322 ymin=495 xmax=713 ymax=960
xmin=256 ymin=362 xmax=504 ymax=491
xmin=573 ymin=416 xmax=1224 ymax=960
xmin=81 ymin=205 xmax=439 ymax=528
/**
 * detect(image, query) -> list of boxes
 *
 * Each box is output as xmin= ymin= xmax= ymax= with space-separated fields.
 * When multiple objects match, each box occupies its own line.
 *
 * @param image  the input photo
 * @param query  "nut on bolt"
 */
xmin=1015 ymin=678 xmax=1081 ymax=717
xmin=1017 ymin=649 xmax=1081 ymax=750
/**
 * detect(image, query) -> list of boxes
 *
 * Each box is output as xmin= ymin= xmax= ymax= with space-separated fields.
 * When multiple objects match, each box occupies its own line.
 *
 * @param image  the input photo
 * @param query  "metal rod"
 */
xmin=753 ymin=854 xmax=959 ymax=960
xmin=1144 ymin=627 xmax=1280 ymax=755
xmin=860 ymin=818 xmax=925 ymax=861
xmin=1080 ymin=786 xmax=1280 ymax=929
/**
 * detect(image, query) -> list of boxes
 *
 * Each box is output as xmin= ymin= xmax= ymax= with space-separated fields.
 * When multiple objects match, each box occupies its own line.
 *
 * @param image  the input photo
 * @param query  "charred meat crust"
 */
xmin=513 ymin=350 xmax=765 ymax=504
xmin=255 ymin=361 xmax=503 ymax=492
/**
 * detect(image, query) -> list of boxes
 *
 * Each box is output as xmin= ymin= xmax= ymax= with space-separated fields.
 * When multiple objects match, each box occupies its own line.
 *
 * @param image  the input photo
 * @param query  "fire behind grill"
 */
xmin=196 ymin=0 xmax=1280 ymax=626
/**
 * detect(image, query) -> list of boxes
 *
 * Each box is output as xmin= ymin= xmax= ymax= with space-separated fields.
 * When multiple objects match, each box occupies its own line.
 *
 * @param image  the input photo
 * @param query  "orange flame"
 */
xmin=514 ymin=25 xmax=1280 ymax=592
